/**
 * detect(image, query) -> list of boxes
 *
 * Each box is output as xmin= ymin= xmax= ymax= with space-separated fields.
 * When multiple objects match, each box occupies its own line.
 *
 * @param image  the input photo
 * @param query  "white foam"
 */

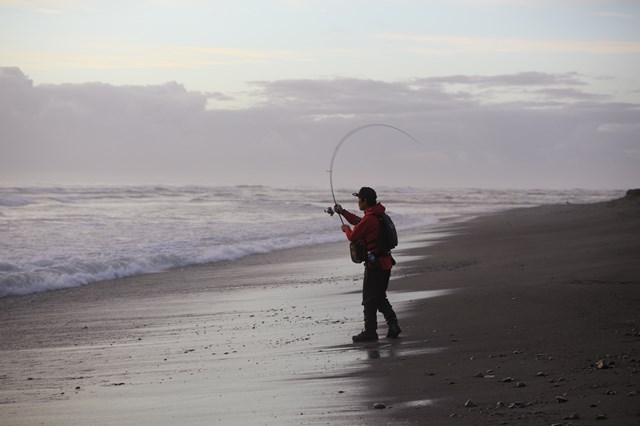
xmin=0 ymin=185 xmax=623 ymax=297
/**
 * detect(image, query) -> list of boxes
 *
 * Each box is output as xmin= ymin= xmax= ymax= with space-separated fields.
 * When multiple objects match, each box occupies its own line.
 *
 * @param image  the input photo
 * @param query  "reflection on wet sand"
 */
xmin=0 ymin=238 xmax=452 ymax=425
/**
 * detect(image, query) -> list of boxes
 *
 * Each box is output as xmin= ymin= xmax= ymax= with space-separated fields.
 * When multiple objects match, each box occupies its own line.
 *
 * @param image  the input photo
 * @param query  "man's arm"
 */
xmin=341 ymin=210 xmax=361 ymax=226
xmin=345 ymin=215 xmax=375 ymax=242
xmin=333 ymin=204 xmax=362 ymax=225
xmin=334 ymin=204 xmax=361 ymax=226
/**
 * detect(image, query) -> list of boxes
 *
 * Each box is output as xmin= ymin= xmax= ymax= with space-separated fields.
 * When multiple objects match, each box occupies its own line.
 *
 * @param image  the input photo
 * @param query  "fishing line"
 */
xmin=327 ymin=123 xmax=420 ymax=225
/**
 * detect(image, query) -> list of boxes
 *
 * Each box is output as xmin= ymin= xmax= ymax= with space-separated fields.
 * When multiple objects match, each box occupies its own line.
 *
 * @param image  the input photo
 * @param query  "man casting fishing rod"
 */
xmin=334 ymin=187 xmax=401 ymax=342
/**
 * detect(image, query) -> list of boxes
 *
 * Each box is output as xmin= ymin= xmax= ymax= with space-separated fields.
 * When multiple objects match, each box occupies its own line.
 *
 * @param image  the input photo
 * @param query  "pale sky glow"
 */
xmin=374 ymin=33 xmax=640 ymax=54
xmin=1 ymin=0 xmax=639 ymax=188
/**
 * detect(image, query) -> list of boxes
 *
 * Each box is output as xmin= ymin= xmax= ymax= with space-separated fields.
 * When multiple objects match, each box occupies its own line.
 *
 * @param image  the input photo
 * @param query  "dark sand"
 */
xmin=1 ymin=191 xmax=638 ymax=425
xmin=366 ymin=191 xmax=640 ymax=425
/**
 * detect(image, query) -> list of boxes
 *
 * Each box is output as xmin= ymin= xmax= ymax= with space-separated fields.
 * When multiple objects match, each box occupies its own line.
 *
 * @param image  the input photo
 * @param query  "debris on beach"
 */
xmin=556 ymin=395 xmax=568 ymax=403
xmin=372 ymin=402 xmax=386 ymax=409
xmin=596 ymin=359 xmax=610 ymax=369
xmin=464 ymin=399 xmax=476 ymax=407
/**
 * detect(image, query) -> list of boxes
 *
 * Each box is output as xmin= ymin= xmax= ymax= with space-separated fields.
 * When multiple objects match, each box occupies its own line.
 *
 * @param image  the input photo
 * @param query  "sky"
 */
xmin=1 ymin=0 xmax=639 ymax=189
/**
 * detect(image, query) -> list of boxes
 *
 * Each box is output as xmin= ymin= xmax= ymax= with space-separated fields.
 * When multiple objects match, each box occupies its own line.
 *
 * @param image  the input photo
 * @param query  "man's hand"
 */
xmin=334 ymin=204 xmax=344 ymax=214
xmin=341 ymin=224 xmax=351 ymax=233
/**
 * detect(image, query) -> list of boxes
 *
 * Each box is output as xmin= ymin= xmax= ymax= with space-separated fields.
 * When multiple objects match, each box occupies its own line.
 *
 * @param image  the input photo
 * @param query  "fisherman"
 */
xmin=334 ymin=187 xmax=401 ymax=342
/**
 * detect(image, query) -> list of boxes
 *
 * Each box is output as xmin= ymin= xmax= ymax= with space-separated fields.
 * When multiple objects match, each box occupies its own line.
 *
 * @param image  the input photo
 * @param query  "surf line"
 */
xmin=326 ymin=123 xmax=420 ymax=225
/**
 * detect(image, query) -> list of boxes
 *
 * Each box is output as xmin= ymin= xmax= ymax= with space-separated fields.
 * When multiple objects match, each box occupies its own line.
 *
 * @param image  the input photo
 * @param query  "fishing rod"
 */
xmin=325 ymin=123 xmax=420 ymax=225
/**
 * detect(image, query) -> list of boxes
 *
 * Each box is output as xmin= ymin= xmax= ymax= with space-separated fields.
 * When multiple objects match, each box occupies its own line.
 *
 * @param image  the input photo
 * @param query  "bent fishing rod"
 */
xmin=324 ymin=123 xmax=420 ymax=225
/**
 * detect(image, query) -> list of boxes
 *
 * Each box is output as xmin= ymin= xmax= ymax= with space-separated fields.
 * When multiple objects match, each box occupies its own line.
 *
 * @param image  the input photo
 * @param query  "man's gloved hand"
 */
xmin=341 ymin=225 xmax=351 ymax=233
xmin=334 ymin=204 xmax=344 ymax=214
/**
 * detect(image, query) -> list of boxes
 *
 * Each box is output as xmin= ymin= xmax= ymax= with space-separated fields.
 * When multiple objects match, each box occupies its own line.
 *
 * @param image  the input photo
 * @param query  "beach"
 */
xmin=368 ymin=190 xmax=640 ymax=425
xmin=1 ymin=190 xmax=638 ymax=425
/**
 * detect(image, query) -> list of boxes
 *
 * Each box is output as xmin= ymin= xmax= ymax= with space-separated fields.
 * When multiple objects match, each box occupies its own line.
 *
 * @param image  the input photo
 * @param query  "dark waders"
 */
xmin=353 ymin=266 xmax=401 ymax=341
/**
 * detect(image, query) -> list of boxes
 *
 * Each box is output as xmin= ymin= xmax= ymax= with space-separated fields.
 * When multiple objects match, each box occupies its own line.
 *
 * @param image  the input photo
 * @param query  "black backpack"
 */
xmin=376 ymin=213 xmax=398 ymax=254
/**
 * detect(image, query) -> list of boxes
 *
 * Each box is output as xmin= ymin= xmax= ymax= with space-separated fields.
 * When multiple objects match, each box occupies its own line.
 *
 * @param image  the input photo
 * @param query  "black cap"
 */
xmin=352 ymin=187 xmax=377 ymax=205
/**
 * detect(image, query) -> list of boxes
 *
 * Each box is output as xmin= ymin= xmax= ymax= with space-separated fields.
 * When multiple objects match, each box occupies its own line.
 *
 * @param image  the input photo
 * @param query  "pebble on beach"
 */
xmin=373 ymin=403 xmax=386 ymax=409
xmin=507 ymin=401 xmax=525 ymax=409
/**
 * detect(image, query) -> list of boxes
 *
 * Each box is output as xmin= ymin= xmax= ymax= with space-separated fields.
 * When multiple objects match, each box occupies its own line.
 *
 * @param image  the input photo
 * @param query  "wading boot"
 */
xmin=352 ymin=329 xmax=378 ymax=342
xmin=353 ymin=308 xmax=378 ymax=342
xmin=386 ymin=323 xmax=402 ymax=338
xmin=381 ymin=306 xmax=401 ymax=338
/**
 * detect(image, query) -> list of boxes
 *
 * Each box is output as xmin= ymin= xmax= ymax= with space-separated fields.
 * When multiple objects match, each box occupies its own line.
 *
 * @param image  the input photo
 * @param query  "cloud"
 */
xmin=249 ymin=73 xmax=612 ymax=114
xmin=533 ymin=87 xmax=610 ymax=101
xmin=248 ymin=78 xmax=473 ymax=117
xmin=1 ymin=67 xmax=638 ymax=189
xmin=206 ymin=91 xmax=235 ymax=102
xmin=416 ymin=72 xmax=587 ymax=87
xmin=410 ymin=72 xmax=614 ymax=105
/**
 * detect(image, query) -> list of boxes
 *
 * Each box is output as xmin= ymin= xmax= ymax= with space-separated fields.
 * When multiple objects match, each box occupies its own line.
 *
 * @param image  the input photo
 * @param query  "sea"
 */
xmin=0 ymin=185 xmax=623 ymax=298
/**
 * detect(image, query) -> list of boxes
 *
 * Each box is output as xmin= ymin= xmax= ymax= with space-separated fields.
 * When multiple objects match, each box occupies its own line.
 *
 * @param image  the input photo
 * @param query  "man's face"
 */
xmin=357 ymin=197 xmax=367 ymax=211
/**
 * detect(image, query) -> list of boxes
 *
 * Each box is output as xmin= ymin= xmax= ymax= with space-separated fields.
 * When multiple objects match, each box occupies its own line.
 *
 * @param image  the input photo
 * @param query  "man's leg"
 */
xmin=352 ymin=303 xmax=378 ymax=342
xmin=379 ymin=300 xmax=401 ymax=338
xmin=353 ymin=268 xmax=381 ymax=342
xmin=374 ymin=271 xmax=402 ymax=338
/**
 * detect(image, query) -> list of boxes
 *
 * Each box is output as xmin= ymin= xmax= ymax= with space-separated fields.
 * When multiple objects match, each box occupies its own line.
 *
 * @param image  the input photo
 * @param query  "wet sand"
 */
xmin=1 ymin=191 xmax=639 ymax=425
xmin=0 ymin=229 xmax=451 ymax=425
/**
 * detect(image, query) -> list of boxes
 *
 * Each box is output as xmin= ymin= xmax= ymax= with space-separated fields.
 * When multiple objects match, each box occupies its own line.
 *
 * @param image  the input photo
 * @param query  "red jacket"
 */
xmin=341 ymin=203 xmax=393 ymax=270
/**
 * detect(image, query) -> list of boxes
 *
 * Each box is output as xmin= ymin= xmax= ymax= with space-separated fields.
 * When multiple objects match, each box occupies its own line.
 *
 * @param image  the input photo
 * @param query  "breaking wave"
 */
xmin=0 ymin=185 xmax=622 ymax=297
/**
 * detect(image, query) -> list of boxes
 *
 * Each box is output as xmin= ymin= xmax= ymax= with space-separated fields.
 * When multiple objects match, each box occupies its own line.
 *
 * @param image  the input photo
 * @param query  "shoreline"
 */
xmin=1 ymin=193 xmax=638 ymax=425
